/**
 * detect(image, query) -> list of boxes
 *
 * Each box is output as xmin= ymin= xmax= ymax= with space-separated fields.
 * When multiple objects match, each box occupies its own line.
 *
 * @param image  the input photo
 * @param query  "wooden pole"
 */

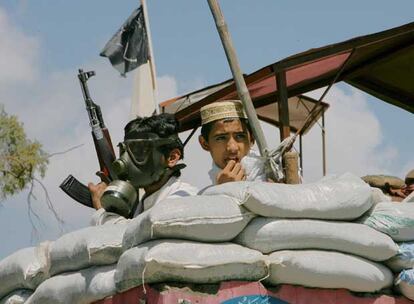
xmin=275 ymin=70 xmax=291 ymax=141
xmin=141 ymin=0 xmax=160 ymax=114
xmin=206 ymin=0 xmax=269 ymax=157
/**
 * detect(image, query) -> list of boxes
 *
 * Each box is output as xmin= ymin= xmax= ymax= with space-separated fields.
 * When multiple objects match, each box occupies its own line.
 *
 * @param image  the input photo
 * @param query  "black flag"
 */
xmin=100 ymin=6 xmax=149 ymax=76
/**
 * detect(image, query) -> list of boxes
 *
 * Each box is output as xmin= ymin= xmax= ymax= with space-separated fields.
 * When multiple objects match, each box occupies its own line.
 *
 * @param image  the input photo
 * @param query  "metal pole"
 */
xmin=206 ymin=0 xmax=269 ymax=157
xmin=299 ymin=134 xmax=303 ymax=175
xmin=141 ymin=0 xmax=160 ymax=114
xmin=322 ymin=112 xmax=326 ymax=176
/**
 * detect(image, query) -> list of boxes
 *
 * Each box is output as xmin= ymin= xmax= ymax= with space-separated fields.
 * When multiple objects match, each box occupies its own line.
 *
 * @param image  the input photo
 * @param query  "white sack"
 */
xmin=123 ymin=195 xmax=254 ymax=249
xmin=403 ymin=192 xmax=414 ymax=203
xmin=0 ymin=243 xmax=50 ymax=299
xmin=0 ymin=290 xmax=32 ymax=304
xmin=266 ymin=250 xmax=393 ymax=292
xmin=371 ymin=187 xmax=391 ymax=204
xmin=358 ymin=202 xmax=414 ymax=241
xmin=203 ymin=173 xmax=373 ymax=220
xmin=116 ymin=240 xmax=268 ymax=292
xmin=49 ymin=223 xmax=127 ymax=275
xmin=235 ymin=217 xmax=398 ymax=261
xmin=386 ymin=242 xmax=414 ymax=272
xmin=26 ymin=265 xmax=115 ymax=304
xmin=395 ymin=269 xmax=414 ymax=301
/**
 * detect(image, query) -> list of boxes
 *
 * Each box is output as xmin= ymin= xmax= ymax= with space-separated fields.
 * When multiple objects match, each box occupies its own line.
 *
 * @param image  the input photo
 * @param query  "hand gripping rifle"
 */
xmin=59 ymin=69 xmax=117 ymax=208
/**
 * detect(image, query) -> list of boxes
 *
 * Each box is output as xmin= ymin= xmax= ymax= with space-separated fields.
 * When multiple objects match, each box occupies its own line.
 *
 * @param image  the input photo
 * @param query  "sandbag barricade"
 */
xmin=387 ymin=242 xmax=414 ymax=273
xmin=359 ymin=202 xmax=414 ymax=241
xmin=25 ymin=265 xmax=116 ymax=304
xmin=235 ymin=217 xmax=398 ymax=261
xmin=395 ymin=269 xmax=414 ymax=301
xmin=122 ymin=195 xmax=254 ymax=249
xmin=265 ymin=250 xmax=393 ymax=292
xmin=49 ymin=224 xmax=127 ymax=275
xmin=2 ymin=172 xmax=414 ymax=302
xmin=0 ymin=289 xmax=32 ymax=304
xmin=115 ymin=240 xmax=268 ymax=293
xmin=203 ymin=173 xmax=373 ymax=220
xmin=0 ymin=243 xmax=50 ymax=299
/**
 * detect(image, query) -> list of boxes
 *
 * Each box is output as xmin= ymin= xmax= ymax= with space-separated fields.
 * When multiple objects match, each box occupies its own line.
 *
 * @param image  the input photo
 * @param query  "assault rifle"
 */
xmin=60 ymin=69 xmax=116 ymax=208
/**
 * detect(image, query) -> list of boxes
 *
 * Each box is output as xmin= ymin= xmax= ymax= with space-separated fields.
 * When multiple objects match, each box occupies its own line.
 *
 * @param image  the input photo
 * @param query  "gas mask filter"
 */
xmin=101 ymin=133 xmax=179 ymax=217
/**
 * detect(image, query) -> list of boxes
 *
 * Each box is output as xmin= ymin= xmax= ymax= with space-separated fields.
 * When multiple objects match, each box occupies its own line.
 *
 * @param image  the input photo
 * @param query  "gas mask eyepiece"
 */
xmin=101 ymin=133 xmax=179 ymax=217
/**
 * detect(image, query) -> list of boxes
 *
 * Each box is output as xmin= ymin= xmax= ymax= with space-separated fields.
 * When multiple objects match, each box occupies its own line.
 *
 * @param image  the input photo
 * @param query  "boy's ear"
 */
xmin=166 ymin=148 xmax=181 ymax=168
xmin=198 ymin=135 xmax=210 ymax=151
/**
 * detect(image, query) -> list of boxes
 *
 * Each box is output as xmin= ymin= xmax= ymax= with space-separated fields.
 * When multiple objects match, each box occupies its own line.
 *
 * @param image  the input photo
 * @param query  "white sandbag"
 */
xmin=371 ymin=187 xmax=391 ymax=204
xmin=115 ymin=240 xmax=268 ymax=292
xmin=235 ymin=217 xmax=398 ymax=261
xmin=49 ymin=223 xmax=127 ymax=275
xmin=0 ymin=243 xmax=50 ymax=299
xmin=395 ymin=269 xmax=414 ymax=301
xmin=386 ymin=242 xmax=414 ymax=272
xmin=359 ymin=202 xmax=414 ymax=241
xmin=0 ymin=290 xmax=32 ymax=304
xmin=26 ymin=265 xmax=116 ymax=304
xmin=266 ymin=250 xmax=393 ymax=292
xmin=203 ymin=172 xmax=373 ymax=220
xmin=403 ymin=191 xmax=414 ymax=203
xmin=123 ymin=195 xmax=254 ymax=249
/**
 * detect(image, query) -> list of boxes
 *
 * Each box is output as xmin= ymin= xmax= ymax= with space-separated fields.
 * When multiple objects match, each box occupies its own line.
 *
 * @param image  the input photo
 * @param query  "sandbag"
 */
xmin=0 ymin=290 xmax=32 ymax=304
xmin=26 ymin=265 xmax=116 ymax=304
xmin=49 ymin=223 xmax=127 ymax=275
xmin=395 ymin=269 xmax=414 ymax=301
xmin=123 ymin=195 xmax=254 ymax=249
xmin=265 ymin=250 xmax=393 ymax=292
xmin=235 ymin=217 xmax=398 ymax=261
xmin=0 ymin=243 xmax=50 ymax=299
xmin=115 ymin=240 xmax=268 ymax=292
xmin=203 ymin=173 xmax=373 ymax=220
xmin=403 ymin=192 xmax=414 ymax=203
xmin=358 ymin=202 xmax=414 ymax=241
xmin=386 ymin=242 xmax=414 ymax=272
xmin=371 ymin=187 xmax=391 ymax=204
xmin=362 ymin=175 xmax=405 ymax=189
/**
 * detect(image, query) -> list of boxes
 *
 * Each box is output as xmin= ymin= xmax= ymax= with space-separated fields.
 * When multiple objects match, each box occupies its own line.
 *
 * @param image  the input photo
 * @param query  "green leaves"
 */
xmin=0 ymin=106 xmax=49 ymax=200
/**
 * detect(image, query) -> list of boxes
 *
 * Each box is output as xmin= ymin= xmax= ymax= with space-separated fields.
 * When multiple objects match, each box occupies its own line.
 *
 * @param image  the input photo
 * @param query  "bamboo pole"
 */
xmin=141 ymin=0 xmax=160 ymax=114
xmin=206 ymin=0 xmax=269 ymax=157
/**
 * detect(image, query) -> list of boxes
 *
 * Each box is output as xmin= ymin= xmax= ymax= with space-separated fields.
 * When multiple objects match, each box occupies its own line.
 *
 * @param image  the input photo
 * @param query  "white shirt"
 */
xmin=207 ymin=150 xmax=267 ymax=185
xmin=91 ymin=176 xmax=198 ymax=226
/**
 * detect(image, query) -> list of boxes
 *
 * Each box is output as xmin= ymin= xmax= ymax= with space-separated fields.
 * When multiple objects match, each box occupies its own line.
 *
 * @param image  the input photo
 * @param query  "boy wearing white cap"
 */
xmin=199 ymin=100 xmax=266 ymax=185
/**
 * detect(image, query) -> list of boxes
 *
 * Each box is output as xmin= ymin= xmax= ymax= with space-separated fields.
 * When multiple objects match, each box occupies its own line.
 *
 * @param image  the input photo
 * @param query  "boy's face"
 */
xmin=199 ymin=119 xmax=254 ymax=169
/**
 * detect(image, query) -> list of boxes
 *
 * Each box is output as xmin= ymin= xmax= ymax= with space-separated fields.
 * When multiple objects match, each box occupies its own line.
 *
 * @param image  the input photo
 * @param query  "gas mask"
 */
xmin=101 ymin=133 xmax=178 ymax=217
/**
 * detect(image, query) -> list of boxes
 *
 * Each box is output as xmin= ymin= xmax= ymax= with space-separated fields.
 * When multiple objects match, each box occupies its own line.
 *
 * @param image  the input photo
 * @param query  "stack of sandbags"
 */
xmin=358 ymin=200 xmax=414 ymax=299
xmin=202 ymin=172 xmax=398 ymax=292
xmin=116 ymin=194 xmax=258 ymax=291
xmin=0 ymin=289 xmax=32 ymax=304
xmin=0 ymin=223 xmax=128 ymax=304
xmin=115 ymin=240 xmax=268 ymax=292
xmin=0 ymin=243 xmax=49 ymax=303
xmin=385 ymin=242 xmax=414 ymax=300
xmin=203 ymin=172 xmax=373 ymax=220
xmin=122 ymin=195 xmax=254 ymax=249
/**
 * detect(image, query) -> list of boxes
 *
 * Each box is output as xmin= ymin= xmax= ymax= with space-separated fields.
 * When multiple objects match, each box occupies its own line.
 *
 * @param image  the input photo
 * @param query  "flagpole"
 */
xmin=141 ymin=0 xmax=160 ymax=114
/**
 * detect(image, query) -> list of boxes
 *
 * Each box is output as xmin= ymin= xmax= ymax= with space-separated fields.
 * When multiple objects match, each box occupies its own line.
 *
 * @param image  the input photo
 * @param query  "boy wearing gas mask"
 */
xmin=198 ymin=100 xmax=267 ymax=185
xmin=89 ymin=113 xmax=198 ymax=225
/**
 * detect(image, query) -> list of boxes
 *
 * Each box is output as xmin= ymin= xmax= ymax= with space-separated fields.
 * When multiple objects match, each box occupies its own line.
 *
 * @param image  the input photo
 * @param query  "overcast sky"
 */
xmin=0 ymin=0 xmax=413 ymax=259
